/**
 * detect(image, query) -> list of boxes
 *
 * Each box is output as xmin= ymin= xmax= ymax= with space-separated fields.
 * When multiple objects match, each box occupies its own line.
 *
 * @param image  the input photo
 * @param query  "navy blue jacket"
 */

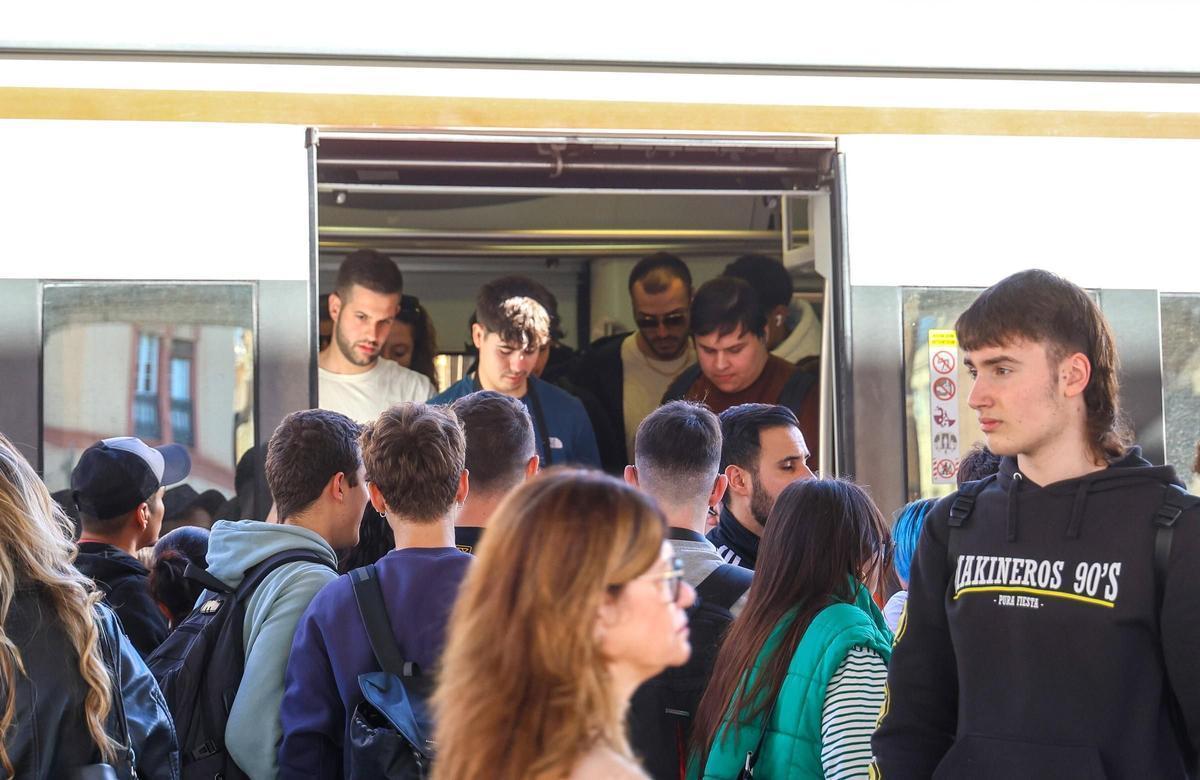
xmin=278 ymin=547 xmax=473 ymax=779
xmin=431 ymin=375 xmax=602 ymax=469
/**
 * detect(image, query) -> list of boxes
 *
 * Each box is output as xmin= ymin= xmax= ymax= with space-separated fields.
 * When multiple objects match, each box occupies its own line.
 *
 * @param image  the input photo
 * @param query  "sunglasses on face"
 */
xmin=635 ymin=313 xmax=688 ymax=331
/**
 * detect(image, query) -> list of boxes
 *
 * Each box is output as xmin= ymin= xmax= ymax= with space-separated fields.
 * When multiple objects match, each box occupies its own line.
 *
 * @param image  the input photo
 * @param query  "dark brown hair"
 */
xmin=723 ymin=254 xmax=793 ymax=310
xmin=629 ymin=252 xmax=692 ymax=296
xmin=956 ymin=269 xmax=1128 ymax=459
xmin=690 ymin=276 xmax=767 ymax=340
xmin=475 ymin=277 xmax=551 ymax=350
xmin=450 ymin=391 xmax=535 ymax=495
xmin=361 ymin=403 xmax=465 ymax=523
xmin=634 ymin=400 xmax=722 ymax=506
xmin=691 ymin=479 xmax=891 ymax=766
xmin=265 ymin=409 xmax=362 ymax=521
xmin=334 ymin=248 xmax=404 ymax=300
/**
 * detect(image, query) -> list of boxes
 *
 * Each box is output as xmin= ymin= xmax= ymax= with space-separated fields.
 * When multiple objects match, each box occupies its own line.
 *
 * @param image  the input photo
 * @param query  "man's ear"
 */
xmin=623 ymin=464 xmax=639 ymax=488
xmin=1061 ymin=351 xmax=1092 ymax=399
xmin=328 ymin=292 xmax=342 ymax=321
xmin=455 ymin=470 xmax=469 ymax=504
xmin=725 ymin=464 xmax=751 ymax=499
xmin=471 ymin=323 xmax=486 ymax=350
xmin=524 ymin=454 xmax=539 ymax=479
xmin=135 ymin=502 xmax=151 ymax=532
xmin=368 ymin=481 xmax=388 ymax=516
xmin=708 ymin=473 xmax=729 ymax=509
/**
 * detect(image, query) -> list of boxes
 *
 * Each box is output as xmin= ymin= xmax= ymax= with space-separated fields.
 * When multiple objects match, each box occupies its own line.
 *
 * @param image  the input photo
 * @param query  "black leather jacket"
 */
xmin=3 ymin=586 xmax=179 ymax=779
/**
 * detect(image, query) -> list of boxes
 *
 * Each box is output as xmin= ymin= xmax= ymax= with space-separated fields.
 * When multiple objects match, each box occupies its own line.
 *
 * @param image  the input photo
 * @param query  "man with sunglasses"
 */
xmin=570 ymin=252 xmax=696 ymax=473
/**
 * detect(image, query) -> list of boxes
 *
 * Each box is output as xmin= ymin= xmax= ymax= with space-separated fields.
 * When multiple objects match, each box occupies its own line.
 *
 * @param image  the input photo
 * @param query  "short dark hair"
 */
xmin=629 ymin=252 xmax=692 ymax=296
xmin=475 ymin=277 xmax=551 ymax=350
xmin=266 ymin=409 xmax=362 ymax=522
xmin=719 ymin=404 xmax=800 ymax=504
xmin=634 ymin=401 xmax=722 ymax=506
xmin=957 ymin=443 xmax=1003 ymax=485
xmin=956 ymin=269 xmax=1127 ymax=459
xmin=334 ymin=249 xmax=404 ymax=301
xmin=360 ymin=403 xmax=466 ymax=523
xmin=690 ymin=277 xmax=767 ymax=340
xmin=723 ymin=254 xmax=793 ymax=310
xmin=450 ymin=391 xmax=535 ymax=495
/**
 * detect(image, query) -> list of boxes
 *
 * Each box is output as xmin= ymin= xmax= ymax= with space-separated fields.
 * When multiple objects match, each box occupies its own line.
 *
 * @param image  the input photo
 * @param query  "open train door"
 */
xmin=304 ymin=128 xmax=848 ymax=470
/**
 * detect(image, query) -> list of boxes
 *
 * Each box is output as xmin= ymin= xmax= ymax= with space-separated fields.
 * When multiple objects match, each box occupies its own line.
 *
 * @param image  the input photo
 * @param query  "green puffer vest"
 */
xmin=693 ymin=583 xmax=893 ymax=780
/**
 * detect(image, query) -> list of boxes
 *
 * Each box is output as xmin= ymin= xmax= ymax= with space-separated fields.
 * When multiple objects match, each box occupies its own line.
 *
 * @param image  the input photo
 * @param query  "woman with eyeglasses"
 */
xmin=433 ymin=468 xmax=695 ymax=780
xmin=690 ymin=479 xmax=893 ymax=780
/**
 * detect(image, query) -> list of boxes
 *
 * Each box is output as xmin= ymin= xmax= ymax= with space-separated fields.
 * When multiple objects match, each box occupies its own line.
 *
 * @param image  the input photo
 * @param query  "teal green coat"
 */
xmin=693 ymin=584 xmax=893 ymax=779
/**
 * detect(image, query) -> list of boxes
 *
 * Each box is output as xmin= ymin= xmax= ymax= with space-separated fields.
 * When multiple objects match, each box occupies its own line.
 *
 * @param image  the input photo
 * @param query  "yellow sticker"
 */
xmin=929 ymin=328 xmax=958 ymax=348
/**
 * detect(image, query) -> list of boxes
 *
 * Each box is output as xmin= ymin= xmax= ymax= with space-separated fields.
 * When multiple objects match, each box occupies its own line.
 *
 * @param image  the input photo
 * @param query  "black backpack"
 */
xmin=629 ymin=563 xmax=752 ymax=780
xmin=146 ymin=549 xmax=334 ymax=779
xmin=347 ymin=564 xmax=435 ymax=780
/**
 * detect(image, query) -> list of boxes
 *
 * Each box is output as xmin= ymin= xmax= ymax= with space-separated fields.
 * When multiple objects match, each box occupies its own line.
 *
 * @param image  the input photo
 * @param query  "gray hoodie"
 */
xmin=204 ymin=520 xmax=339 ymax=780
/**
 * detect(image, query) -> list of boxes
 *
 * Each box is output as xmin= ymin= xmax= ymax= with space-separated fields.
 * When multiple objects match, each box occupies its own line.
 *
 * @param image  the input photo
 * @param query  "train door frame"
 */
xmin=306 ymin=128 xmax=850 ymax=476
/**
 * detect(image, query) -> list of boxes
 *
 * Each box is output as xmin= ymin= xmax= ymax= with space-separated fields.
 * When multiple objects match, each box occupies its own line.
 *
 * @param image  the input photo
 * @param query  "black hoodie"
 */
xmin=75 ymin=542 xmax=167 ymax=658
xmin=873 ymin=448 xmax=1200 ymax=779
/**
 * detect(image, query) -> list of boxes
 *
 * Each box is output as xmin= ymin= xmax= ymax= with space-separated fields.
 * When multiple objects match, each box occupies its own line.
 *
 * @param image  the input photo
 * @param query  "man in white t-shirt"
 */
xmin=318 ymin=249 xmax=434 ymax=423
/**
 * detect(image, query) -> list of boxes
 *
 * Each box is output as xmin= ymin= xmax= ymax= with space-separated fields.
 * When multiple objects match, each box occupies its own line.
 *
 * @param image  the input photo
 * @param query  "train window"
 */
xmin=902 ymin=288 xmax=986 ymax=500
xmin=1160 ymin=293 xmax=1200 ymax=492
xmin=41 ymin=283 xmax=256 ymax=507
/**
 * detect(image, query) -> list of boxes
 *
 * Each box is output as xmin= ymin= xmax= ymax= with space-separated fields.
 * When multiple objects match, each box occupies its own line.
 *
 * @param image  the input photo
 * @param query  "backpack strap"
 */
xmin=234 ymin=549 xmax=334 ymax=602
xmin=778 ymin=368 xmax=818 ymax=416
xmin=351 ymin=564 xmax=417 ymax=679
xmin=945 ymin=474 xmax=997 ymax=574
xmin=1153 ymin=484 xmax=1199 ymax=611
xmin=662 ymin=364 xmax=702 ymax=404
xmin=696 ymin=564 xmax=752 ymax=611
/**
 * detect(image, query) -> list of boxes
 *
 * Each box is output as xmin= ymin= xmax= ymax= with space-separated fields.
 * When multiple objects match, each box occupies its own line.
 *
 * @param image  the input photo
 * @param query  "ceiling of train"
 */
xmin=315 ymin=131 xmax=824 ymax=265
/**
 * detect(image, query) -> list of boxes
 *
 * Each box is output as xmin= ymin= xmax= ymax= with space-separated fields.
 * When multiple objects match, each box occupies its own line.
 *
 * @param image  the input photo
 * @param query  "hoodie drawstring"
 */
xmin=1007 ymin=472 xmax=1023 ymax=542
xmin=1066 ymin=482 xmax=1089 ymax=539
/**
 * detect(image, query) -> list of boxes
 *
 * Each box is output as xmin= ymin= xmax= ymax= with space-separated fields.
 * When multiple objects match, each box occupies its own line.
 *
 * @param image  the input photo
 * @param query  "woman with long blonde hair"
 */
xmin=433 ymin=468 xmax=695 ymax=780
xmin=0 ymin=434 xmax=178 ymax=779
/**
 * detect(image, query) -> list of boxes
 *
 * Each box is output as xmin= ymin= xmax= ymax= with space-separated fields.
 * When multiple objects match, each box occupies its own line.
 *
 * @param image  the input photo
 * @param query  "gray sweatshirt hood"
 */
xmin=205 ymin=519 xmax=339 ymax=589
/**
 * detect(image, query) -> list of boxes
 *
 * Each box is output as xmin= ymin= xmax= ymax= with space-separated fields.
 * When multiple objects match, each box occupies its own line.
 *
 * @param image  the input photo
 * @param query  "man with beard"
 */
xmin=318 ymin=249 xmax=434 ymax=422
xmin=709 ymin=403 xmax=814 ymax=569
xmin=569 ymin=252 xmax=695 ymax=473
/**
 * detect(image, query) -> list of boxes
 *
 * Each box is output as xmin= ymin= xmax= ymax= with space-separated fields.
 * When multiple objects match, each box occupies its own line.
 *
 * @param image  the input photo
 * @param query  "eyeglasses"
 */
xmin=634 ymin=313 xmax=688 ymax=331
xmin=639 ymin=557 xmax=686 ymax=603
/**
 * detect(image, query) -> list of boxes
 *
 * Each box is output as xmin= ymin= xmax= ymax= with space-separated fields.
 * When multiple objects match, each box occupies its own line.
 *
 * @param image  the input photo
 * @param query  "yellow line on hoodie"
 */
xmin=953 ymin=586 xmax=1115 ymax=608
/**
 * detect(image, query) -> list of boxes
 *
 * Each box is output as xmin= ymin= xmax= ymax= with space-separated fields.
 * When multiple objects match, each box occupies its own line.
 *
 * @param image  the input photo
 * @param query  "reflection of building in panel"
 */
xmin=43 ymin=321 xmax=245 ymax=497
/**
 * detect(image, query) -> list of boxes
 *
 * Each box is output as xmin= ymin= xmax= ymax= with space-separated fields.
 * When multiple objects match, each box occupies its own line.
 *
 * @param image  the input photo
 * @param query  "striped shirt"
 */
xmin=820 ymin=646 xmax=888 ymax=779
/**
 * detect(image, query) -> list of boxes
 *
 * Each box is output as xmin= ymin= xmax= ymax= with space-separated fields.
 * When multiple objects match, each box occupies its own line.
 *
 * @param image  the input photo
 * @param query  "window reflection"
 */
xmin=42 ymin=284 xmax=255 ymax=514
xmin=1160 ymin=294 xmax=1200 ymax=493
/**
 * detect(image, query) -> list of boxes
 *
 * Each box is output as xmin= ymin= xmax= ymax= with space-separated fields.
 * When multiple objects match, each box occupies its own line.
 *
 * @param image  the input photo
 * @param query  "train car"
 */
xmin=4 ymin=11 xmax=1200 ymax=519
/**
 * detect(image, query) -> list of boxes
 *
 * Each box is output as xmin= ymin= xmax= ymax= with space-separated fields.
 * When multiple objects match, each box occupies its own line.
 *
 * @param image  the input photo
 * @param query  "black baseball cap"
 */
xmin=71 ymin=437 xmax=191 ymax=521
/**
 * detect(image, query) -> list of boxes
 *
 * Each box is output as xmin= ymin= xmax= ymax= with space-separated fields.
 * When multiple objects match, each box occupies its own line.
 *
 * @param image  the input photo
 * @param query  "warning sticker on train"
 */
xmin=932 ymin=377 xmax=956 ymax=401
xmin=928 ymin=329 xmax=962 ymax=485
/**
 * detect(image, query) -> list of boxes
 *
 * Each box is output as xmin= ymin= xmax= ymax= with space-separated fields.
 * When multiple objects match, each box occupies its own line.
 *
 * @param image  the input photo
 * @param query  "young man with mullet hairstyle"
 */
xmin=709 ymin=403 xmax=814 ymax=570
xmin=449 ymin=390 xmax=538 ymax=554
xmin=625 ymin=400 xmax=751 ymax=780
xmin=319 ymin=248 xmax=434 ymax=423
xmin=874 ymin=269 xmax=1200 ymax=779
xmin=432 ymin=276 xmax=600 ymax=468
xmin=203 ymin=409 xmax=366 ymax=779
xmin=278 ymin=403 xmax=473 ymax=778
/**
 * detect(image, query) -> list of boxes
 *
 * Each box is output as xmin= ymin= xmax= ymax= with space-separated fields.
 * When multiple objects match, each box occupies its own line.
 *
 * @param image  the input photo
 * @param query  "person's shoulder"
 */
xmin=569 ymin=746 xmax=649 ymax=780
xmin=533 ymin=376 xmax=587 ymax=409
xmin=430 ymin=377 xmax=471 ymax=405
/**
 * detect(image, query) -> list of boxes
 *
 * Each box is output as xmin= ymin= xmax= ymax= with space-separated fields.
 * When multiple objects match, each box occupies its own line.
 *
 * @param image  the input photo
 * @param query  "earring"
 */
xmin=775 ymin=314 xmax=784 ymax=326
xmin=378 ymin=509 xmax=386 ymax=519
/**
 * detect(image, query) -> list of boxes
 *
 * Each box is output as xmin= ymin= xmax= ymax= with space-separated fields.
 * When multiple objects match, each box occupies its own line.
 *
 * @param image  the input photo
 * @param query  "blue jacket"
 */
xmin=278 ymin=547 xmax=474 ymax=779
xmin=431 ymin=375 xmax=601 ymax=468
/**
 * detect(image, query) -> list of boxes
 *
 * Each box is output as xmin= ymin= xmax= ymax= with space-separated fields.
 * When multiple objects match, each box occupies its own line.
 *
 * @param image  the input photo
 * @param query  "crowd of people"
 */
xmin=1 ymin=259 xmax=1199 ymax=779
